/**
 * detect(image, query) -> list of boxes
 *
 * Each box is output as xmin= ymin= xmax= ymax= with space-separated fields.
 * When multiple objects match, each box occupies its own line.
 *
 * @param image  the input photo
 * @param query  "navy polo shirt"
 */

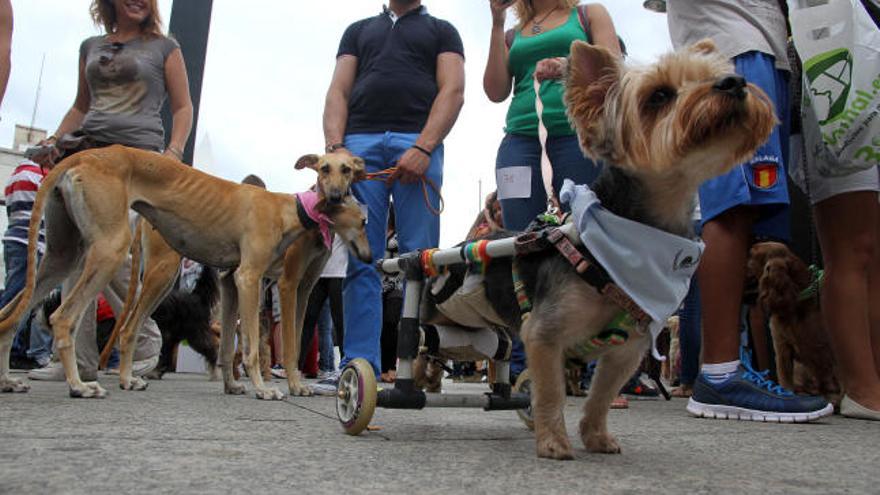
xmin=337 ymin=6 xmax=464 ymax=134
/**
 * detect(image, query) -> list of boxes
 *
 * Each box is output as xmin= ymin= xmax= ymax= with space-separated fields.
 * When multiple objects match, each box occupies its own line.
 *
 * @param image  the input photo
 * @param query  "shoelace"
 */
xmin=740 ymin=361 xmax=793 ymax=396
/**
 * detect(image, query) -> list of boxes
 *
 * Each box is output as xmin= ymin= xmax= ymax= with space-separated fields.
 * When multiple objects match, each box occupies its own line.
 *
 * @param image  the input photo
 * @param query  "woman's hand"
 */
xmin=534 ymin=57 xmax=568 ymax=82
xmin=489 ymin=0 xmax=514 ymax=27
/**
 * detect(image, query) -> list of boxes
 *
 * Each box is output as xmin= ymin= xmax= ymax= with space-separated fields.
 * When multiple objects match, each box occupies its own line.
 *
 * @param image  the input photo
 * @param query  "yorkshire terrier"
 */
xmin=747 ymin=241 xmax=841 ymax=407
xmin=422 ymin=39 xmax=775 ymax=460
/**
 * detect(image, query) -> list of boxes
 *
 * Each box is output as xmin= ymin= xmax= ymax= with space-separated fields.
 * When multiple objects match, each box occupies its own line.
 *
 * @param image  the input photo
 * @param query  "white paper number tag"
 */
xmin=496 ymin=166 xmax=532 ymax=200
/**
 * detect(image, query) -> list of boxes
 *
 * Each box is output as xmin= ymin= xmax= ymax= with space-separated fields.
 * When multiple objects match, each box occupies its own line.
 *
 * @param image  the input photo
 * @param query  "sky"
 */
xmin=1 ymin=0 xmax=671 ymax=246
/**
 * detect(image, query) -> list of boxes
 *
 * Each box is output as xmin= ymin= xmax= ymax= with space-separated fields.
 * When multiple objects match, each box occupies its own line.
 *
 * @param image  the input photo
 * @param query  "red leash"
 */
xmin=364 ymin=166 xmax=444 ymax=216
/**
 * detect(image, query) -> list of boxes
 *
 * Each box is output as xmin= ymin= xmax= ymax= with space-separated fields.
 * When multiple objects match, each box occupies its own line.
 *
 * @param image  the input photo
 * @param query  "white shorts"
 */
xmin=789 ymin=135 xmax=880 ymax=205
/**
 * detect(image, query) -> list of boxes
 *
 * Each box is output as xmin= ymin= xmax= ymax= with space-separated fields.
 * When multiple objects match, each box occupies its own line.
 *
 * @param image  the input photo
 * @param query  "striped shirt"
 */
xmin=3 ymin=161 xmax=47 ymax=252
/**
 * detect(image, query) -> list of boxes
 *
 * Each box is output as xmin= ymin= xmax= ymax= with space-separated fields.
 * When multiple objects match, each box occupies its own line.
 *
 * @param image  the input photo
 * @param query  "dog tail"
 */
xmin=191 ymin=265 xmax=219 ymax=310
xmin=0 ymin=158 xmax=75 ymax=333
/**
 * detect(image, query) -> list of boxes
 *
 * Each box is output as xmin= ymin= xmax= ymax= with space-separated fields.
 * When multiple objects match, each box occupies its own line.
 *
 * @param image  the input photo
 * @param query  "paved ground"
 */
xmin=1 ymin=371 xmax=877 ymax=494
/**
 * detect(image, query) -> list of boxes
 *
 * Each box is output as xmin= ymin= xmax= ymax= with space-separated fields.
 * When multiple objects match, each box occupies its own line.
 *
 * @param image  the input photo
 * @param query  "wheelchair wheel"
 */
xmin=336 ymin=358 xmax=377 ymax=435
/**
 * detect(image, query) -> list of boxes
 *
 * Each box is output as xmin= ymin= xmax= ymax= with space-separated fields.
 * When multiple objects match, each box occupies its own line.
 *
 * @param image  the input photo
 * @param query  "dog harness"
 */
xmin=798 ymin=265 xmax=824 ymax=302
xmin=295 ymin=190 xmax=332 ymax=249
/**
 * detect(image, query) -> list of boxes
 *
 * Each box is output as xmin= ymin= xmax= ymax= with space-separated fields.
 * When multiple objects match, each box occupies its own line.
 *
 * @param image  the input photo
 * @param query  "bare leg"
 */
xmin=698 ymin=206 xmax=756 ymax=364
xmin=815 ymin=191 xmax=880 ymax=410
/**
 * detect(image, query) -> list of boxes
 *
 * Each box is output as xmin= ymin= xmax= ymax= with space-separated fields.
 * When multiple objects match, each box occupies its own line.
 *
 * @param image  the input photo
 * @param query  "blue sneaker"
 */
xmin=687 ymin=361 xmax=833 ymax=423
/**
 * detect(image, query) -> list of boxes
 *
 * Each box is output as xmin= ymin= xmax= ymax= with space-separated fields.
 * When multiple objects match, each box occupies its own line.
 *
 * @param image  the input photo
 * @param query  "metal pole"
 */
xmin=161 ymin=0 xmax=213 ymax=165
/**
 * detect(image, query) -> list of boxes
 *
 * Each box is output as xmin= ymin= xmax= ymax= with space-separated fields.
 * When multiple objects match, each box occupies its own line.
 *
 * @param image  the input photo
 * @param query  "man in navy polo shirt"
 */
xmin=316 ymin=0 xmax=464 ymax=393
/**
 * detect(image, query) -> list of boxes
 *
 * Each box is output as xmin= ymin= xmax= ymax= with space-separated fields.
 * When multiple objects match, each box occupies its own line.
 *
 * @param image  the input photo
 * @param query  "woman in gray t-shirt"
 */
xmin=44 ymin=0 xmax=192 ymax=160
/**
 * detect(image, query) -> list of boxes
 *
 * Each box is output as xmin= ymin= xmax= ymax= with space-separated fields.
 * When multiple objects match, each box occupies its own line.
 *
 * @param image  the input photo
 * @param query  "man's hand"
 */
xmin=392 ymin=147 xmax=430 ymax=185
xmin=534 ymin=57 xmax=568 ymax=82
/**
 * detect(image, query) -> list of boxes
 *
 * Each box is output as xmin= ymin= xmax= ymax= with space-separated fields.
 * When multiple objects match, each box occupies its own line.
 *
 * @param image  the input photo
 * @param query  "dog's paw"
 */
xmin=254 ymin=386 xmax=285 ymax=401
xmin=289 ymin=382 xmax=313 ymax=397
xmin=224 ymin=381 xmax=247 ymax=395
xmin=584 ymin=431 xmax=621 ymax=454
xmin=0 ymin=376 xmax=30 ymax=393
xmin=69 ymin=381 xmax=108 ymax=399
xmin=119 ymin=376 xmax=149 ymax=391
xmin=535 ymin=432 xmax=574 ymax=460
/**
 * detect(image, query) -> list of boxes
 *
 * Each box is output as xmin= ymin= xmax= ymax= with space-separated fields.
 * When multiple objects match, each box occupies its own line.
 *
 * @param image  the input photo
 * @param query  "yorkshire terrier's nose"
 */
xmin=713 ymin=74 xmax=747 ymax=99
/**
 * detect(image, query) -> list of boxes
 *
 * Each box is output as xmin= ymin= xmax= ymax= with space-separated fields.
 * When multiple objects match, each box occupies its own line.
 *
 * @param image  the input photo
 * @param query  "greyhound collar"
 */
xmin=295 ymin=190 xmax=332 ymax=249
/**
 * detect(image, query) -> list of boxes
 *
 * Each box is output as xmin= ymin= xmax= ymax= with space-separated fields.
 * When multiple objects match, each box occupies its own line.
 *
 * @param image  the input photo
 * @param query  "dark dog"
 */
xmin=147 ymin=265 xmax=220 ymax=380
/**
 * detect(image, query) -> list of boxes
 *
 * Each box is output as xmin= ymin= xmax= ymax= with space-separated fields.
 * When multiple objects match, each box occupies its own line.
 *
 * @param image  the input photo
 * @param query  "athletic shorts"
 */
xmin=699 ymin=51 xmax=791 ymax=241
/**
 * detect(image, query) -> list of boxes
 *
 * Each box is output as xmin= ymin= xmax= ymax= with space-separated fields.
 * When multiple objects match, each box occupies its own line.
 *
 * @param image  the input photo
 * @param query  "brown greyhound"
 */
xmin=0 ymin=145 xmax=369 ymax=399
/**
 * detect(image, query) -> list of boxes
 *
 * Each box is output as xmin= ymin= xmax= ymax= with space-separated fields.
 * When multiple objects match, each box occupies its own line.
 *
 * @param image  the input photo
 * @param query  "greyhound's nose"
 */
xmin=328 ymin=192 xmax=344 ymax=204
xmin=713 ymin=74 xmax=747 ymax=99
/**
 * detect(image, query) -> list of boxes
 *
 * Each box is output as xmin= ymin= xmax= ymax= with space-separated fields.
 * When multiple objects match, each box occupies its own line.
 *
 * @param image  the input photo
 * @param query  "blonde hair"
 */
xmin=90 ymin=0 xmax=164 ymax=37
xmin=513 ymin=0 xmax=580 ymax=29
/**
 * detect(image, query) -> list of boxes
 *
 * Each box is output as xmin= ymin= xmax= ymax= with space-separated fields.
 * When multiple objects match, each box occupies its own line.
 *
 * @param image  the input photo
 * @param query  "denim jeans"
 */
xmin=342 ymin=132 xmax=443 ymax=374
xmin=677 ymin=221 xmax=703 ymax=386
xmin=4 ymin=241 xmax=52 ymax=365
xmin=495 ymin=133 xmax=602 ymax=378
xmin=317 ymin=301 xmax=335 ymax=372
xmin=495 ymin=133 xmax=602 ymax=231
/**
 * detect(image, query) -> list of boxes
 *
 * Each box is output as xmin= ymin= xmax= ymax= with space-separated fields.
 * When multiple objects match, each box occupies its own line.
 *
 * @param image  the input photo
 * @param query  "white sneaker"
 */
xmin=311 ymin=370 xmax=341 ymax=396
xmin=28 ymin=361 xmax=97 ymax=382
xmin=103 ymin=355 xmax=159 ymax=377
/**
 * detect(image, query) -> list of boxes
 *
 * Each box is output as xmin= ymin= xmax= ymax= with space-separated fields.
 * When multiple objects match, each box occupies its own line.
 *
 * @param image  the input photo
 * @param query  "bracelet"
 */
xmin=325 ymin=142 xmax=345 ymax=153
xmin=412 ymin=144 xmax=432 ymax=157
xmin=167 ymin=146 xmax=183 ymax=159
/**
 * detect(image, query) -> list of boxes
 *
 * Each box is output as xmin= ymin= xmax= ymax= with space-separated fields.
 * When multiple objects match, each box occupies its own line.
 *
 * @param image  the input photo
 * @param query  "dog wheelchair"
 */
xmin=334 ymin=223 xmax=584 ymax=435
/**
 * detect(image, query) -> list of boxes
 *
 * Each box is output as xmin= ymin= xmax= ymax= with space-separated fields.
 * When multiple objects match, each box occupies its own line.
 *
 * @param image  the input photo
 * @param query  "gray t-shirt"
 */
xmin=80 ymin=35 xmax=179 ymax=152
xmin=666 ymin=0 xmax=790 ymax=72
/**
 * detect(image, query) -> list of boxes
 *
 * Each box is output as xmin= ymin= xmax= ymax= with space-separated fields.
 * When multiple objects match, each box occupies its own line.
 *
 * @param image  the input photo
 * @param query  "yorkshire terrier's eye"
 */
xmin=646 ymin=87 xmax=676 ymax=107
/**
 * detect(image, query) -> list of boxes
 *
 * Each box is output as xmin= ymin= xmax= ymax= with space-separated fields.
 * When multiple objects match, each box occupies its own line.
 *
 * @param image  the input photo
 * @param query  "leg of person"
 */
xmin=495 ymin=133 xmax=544 ymax=231
xmin=688 ymin=51 xmax=830 ymax=421
xmin=325 ymin=277 xmax=345 ymax=365
xmin=26 ymin=310 xmax=53 ymax=367
xmin=298 ymin=277 xmax=328 ymax=370
xmin=815 ymin=190 xmax=880 ymax=415
xmin=674 ymin=273 xmax=701 ymax=397
xmin=317 ymin=300 xmax=335 ymax=374
xmin=313 ymin=133 xmax=389 ymax=395
xmin=380 ymin=291 xmax=402 ymax=381
xmin=547 ymin=134 xmax=603 ymax=192
xmin=3 ymin=241 xmax=31 ymax=366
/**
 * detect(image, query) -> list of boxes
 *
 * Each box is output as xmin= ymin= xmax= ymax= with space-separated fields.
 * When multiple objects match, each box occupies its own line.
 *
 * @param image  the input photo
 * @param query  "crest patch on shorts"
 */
xmin=752 ymin=163 xmax=778 ymax=189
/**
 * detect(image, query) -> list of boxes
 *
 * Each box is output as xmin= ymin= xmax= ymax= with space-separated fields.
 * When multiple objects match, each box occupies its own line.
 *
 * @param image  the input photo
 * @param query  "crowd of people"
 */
xmin=1 ymin=0 xmax=878 ymax=424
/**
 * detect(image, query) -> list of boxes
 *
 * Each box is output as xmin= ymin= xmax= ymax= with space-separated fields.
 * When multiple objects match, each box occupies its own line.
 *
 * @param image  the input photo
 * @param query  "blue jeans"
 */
xmin=317 ymin=301 xmax=335 ymax=372
xmin=496 ymin=133 xmax=602 ymax=378
xmin=4 ymin=241 xmax=52 ymax=365
xmin=678 ymin=221 xmax=702 ymax=386
xmin=495 ymin=133 xmax=602 ymax=231
xmin=342 ymin=132 xmax=443 ymax=374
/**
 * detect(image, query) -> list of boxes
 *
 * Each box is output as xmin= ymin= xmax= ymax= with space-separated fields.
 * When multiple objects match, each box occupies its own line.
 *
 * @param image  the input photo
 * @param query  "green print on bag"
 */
xmin=805 ymin=48 xmax=853 ymax=125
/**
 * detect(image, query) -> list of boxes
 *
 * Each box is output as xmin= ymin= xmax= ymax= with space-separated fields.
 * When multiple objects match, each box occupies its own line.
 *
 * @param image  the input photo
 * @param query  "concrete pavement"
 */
xmin=1 ymin=371 xmax=877 ymax=494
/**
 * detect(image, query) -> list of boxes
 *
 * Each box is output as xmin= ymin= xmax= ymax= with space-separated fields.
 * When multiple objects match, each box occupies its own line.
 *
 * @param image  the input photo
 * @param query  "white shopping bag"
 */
xmin=789 ymin=0 xmax=880 ymax=176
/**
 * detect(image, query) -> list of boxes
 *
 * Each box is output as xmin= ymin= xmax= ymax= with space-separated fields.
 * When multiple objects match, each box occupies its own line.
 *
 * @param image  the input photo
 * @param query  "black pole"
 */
xmin=161 ymin=0 xmax=213 ymax=165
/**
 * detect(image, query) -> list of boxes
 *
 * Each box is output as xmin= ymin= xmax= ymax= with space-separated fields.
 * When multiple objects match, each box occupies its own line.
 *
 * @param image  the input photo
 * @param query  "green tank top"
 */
xmin=505 ymin=9 xmax=589 ymax=137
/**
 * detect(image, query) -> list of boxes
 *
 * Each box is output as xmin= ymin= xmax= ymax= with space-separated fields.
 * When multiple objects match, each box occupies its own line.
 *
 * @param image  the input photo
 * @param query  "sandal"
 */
xmin=610 ymin=395 xmax=629 ymax=409
xmin=671 ymin=384 xmax=693 ymax=398
xmin=380 ymin=369 xmax=397 ymax=383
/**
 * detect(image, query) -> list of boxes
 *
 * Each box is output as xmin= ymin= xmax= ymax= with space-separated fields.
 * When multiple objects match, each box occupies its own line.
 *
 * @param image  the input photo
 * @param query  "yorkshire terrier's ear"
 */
xmin=295 ymin=154 xmax=320 ymax=171
xmin=350 ymin=156 xmax=366 ymax=181
xmin=689 ymin=38 xmax=717 ymax=55
xmin=565 ymin=41 xmax=621 ymax=157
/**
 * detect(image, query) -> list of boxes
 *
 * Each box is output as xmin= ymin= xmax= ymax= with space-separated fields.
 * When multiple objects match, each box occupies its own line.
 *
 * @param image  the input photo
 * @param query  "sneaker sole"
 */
xmin=686 ymin=398 xmax=834 ymax=423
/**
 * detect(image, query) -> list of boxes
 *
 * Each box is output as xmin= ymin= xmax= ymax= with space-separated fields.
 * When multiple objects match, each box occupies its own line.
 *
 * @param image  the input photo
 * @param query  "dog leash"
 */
xmin=534 ymin=77 xmax=563 ymax=222
xmin=364 ymin=166 xmax=444 ymax=216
